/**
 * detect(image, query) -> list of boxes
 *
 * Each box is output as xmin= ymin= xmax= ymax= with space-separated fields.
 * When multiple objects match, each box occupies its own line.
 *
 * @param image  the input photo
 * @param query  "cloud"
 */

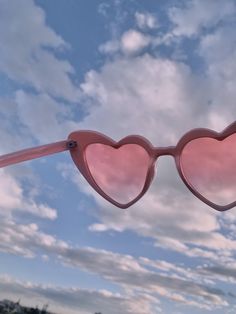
xmin=0 ymin=218 xmax=67 ymax=258
xmin=79 ymin=54 xmax=209 ymax=143
xmin=99 ymin=30 xmax=151 ymax=56
xmin=0 ymin=169 xmax=57 ymax=220
xmin=15 ymin=90 xmax=79 ymax=143
xmin=135 ymin=12 xmax=158 ymax=30
xmin=198 ymin=263 xmax=236 ymax=284
xmin=99 ymin=39 xmax=121 ymax=55
xmin=0 ymin=97 xmax=35 ymax=154
xmin=198 ymin=25 xmax=236 ymax=129
xmin=120 ymin=30 xmax=151 ymax=54
xmin=87 ymin=185 xmax=236 ymax=261
xmin=0 ymin=275 xmax=154 ymax=314
xmin=0 ymin=217 xmax=234 ymax=311
xmin=54 ymin=244 xmax=236 ymax=310
xmin=0 ymin=0 xmax=79 ymax=101
xmin=168 ymin=0 xmax=236 ymax=37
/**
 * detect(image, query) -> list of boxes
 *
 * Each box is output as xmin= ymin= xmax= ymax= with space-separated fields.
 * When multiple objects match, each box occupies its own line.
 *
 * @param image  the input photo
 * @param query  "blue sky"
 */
xmin=0 ymin=0 xmax=236 ymax=313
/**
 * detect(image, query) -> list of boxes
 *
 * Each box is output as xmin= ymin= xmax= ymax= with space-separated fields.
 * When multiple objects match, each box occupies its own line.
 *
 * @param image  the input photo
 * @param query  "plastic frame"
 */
xmin=0 ymin=121 xmax=236 ymax=211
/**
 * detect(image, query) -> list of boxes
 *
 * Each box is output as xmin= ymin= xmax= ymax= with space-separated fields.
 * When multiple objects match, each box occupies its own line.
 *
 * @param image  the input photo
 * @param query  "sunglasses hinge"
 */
xmin=67 ymin=140 xmax=77 ymax=149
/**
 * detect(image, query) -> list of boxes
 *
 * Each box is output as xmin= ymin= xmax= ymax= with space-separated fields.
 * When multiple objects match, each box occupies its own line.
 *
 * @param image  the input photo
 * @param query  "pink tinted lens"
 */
xmin=180 ymin=134 xmax=236 ymax=206
xmin=85 ymin=143 xmax=150 ymax=204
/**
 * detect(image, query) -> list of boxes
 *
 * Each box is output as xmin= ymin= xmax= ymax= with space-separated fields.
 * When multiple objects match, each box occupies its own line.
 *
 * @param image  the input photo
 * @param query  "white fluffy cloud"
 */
xmin=100 ymin=30 xmax=151 ymax=55
xmin=0 ymin=0 xmax=79 ymax=101
xmin=0 ymin=0 xmax=83 ymax=150
xmin=79 ymin=54 xmax=210 ymax=143
xmin=120 ymin=30 xmax=151 ymax=54
xmin=0 ymin=169 xmax=57 ymax=220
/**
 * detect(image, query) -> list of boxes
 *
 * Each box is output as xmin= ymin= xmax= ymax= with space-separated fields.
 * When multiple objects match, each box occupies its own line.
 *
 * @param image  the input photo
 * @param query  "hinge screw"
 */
xmin=67 ymin=140 xmax=77 ymax=149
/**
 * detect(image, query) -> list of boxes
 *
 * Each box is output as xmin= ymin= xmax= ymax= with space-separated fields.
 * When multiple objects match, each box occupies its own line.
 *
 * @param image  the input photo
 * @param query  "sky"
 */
xmin=0 ymin=0 xmax=236 ymax=313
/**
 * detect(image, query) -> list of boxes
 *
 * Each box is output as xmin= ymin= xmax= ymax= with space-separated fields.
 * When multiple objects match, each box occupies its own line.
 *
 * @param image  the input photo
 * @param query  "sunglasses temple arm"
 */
xmin=0 ymin=140 xmax=77 ymax=168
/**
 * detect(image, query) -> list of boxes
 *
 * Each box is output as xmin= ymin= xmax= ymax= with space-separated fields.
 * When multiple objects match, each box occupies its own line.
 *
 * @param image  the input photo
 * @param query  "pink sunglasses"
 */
xmin=1 ymin=122 xmax=236 ymax=211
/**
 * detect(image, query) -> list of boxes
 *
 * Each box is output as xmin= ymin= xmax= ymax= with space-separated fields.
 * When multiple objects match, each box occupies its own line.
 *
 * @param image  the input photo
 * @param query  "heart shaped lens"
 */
xmin=180 ymin=134 xmax=236 ymax=207
xmin=85 ymin=143 xmax=150 ymax=205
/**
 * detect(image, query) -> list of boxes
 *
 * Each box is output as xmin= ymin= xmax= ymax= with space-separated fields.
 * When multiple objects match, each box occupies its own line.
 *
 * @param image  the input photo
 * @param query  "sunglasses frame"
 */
xmin=0 ymin=121 xmax=235 ymax=211
xmin=68 ymin=121 xmax=236 ymax=211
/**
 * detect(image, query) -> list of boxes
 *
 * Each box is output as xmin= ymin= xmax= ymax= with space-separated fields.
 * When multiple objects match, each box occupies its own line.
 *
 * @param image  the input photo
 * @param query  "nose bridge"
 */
xmin=154 ymin=146 xmax=176 ymax=158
